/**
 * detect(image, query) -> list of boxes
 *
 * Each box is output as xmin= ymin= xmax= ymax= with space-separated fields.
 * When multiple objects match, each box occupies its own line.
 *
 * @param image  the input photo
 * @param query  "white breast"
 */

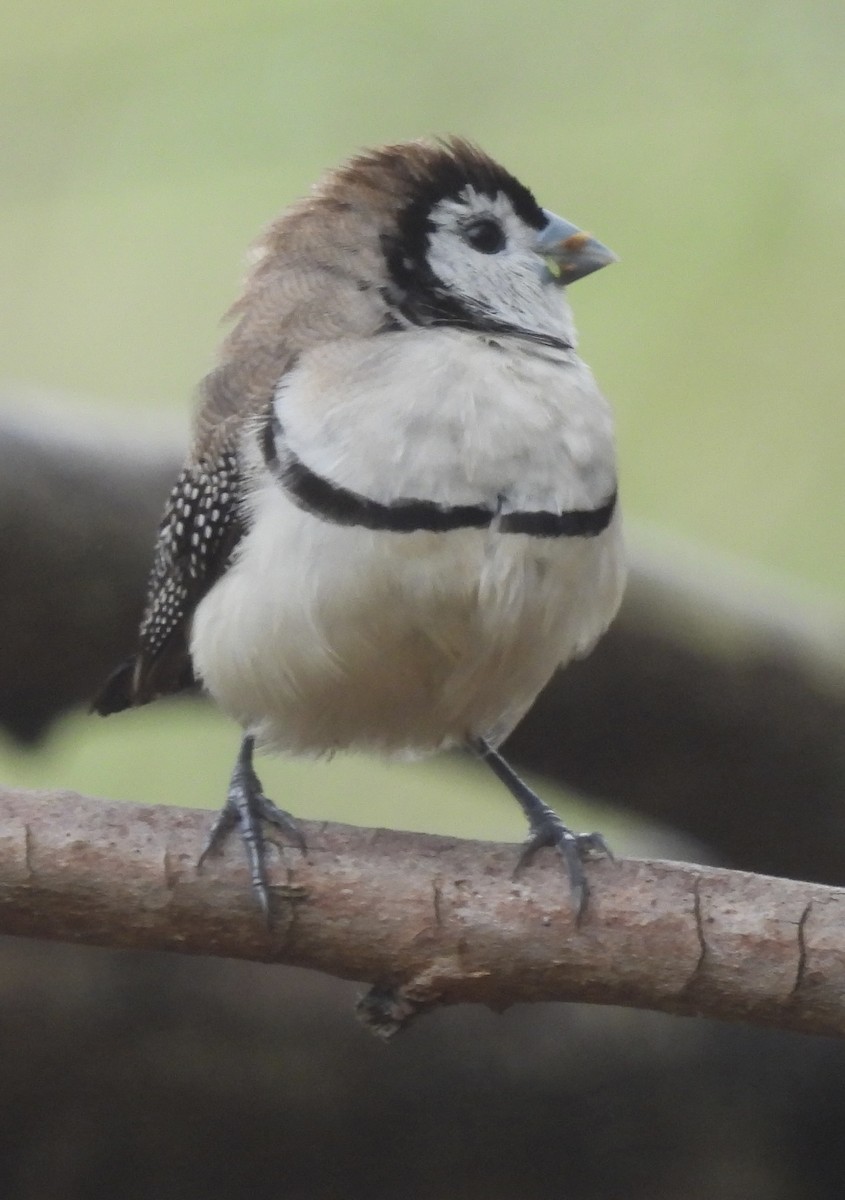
xmin=190 ymin=331 xmax=625 ymax=758
xmin=277 ymin=329 xmax=617 ymax=511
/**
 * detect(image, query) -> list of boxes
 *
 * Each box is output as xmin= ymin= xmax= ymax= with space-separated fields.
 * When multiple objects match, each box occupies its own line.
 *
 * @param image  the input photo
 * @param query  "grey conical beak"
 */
xmin=536 ymin=209 xmax=618 ymax=285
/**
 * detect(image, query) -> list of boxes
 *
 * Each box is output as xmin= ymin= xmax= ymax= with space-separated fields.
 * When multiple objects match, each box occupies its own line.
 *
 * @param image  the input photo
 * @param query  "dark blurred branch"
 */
xmin=0 ymin=786 xmax=844 ymax=1038
xmin=0 ymin=399 xmax=179 ymax=742
xmin=1 ymin=397 xmax=843 ymax=883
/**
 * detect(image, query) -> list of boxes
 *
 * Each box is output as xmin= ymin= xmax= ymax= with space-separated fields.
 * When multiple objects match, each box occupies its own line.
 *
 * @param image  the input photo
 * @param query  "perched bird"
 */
xmin=94 ymin=137 xmax=624 ymax=919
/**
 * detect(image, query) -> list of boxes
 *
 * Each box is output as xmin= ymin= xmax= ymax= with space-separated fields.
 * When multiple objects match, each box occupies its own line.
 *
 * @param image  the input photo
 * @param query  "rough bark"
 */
xmin=1 ymin=786 xmax=843 ymax=1038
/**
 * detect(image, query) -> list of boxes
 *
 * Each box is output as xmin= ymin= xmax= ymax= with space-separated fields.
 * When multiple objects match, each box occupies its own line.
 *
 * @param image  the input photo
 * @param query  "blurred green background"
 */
xmin=2 ymin=0 xmax=843 ymax=835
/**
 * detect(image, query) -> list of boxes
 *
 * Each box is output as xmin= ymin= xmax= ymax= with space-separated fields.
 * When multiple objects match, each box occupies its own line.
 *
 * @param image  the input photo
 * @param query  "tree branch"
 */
xmin=1 ymin=786 xmax=843 ymax=1038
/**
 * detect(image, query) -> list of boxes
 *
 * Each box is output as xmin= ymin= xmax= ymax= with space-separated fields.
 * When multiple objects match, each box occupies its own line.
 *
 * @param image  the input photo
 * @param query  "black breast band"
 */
xmin=260 ymin=415 xmax=616 ymax=539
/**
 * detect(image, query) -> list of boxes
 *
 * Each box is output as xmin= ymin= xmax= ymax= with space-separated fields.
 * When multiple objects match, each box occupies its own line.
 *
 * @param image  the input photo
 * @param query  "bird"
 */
xmin=94 ymin=137 xmax=625 ymax=921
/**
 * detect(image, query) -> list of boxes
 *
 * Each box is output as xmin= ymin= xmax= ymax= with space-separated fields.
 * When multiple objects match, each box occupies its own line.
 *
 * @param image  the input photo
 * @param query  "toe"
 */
xmin=255 ymin=795 xmax=307 ymax=853
xmin=196 ymin=802 xmax=238 ymax=871
xmin=515 ymin=812 xmax=609 ymax=921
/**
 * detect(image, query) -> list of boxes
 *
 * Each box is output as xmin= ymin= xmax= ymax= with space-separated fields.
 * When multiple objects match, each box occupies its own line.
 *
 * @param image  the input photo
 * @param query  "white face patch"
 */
xmin=423 ymin=187 xmax=575 ymax=347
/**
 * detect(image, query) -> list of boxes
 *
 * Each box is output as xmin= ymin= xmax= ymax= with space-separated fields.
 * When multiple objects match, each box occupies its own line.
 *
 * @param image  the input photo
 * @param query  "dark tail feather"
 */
xmin=91 ymin=659 xmax=138 ymax=715
xmin=92 ymin=646 xmax=198 ymax=716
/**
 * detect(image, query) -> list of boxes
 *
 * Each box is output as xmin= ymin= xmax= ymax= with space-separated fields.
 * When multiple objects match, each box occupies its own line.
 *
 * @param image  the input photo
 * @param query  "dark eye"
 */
xmin=463 ymin=217 xmax=506 ymax=254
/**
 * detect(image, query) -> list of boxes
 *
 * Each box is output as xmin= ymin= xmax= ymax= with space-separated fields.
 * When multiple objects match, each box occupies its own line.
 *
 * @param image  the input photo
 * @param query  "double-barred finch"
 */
xmin=95 ymin=137 xmax=624 ymax=919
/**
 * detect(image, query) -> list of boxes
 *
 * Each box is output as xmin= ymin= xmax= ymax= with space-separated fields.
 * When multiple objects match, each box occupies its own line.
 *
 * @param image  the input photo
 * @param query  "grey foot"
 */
xmin=469 ymin=736 xmax=611 ymax=921
xmin=197 ymin=734 xmax=306 ymax=920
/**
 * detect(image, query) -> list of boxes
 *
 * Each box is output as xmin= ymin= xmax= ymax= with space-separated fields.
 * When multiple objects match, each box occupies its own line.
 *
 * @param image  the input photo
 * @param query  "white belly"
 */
xmin=191 ymin=330 xmax=624 ymax=756
xmin=190 ymin=482 xmax=625 ymax=757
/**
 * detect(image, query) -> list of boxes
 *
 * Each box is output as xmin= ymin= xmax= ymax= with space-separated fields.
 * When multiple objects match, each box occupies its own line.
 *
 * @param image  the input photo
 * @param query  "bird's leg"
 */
xmin=197 ymin=734 xmax=306 ymax=919
xmin=468 ymin=736 xmax=611 ymax=921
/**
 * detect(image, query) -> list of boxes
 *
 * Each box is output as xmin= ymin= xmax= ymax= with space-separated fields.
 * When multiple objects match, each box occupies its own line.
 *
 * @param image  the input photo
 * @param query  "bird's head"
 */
xmin=217 ymin=138 xmax=616 ymax=412
xmin=362 ymin=137 xmax=616 ymax=350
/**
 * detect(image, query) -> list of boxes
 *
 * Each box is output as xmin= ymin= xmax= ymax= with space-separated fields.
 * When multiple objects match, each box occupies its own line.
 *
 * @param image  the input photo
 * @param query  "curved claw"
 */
xmin=197 ymin=803 xmax=238 ymax=871
xmin=582 ymin=831 xmax=614 ymax=862
xmin=254 ymin=792 xmax=307 ymax=854
xmin=515 ymin=821 xmax=598 ymax=922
